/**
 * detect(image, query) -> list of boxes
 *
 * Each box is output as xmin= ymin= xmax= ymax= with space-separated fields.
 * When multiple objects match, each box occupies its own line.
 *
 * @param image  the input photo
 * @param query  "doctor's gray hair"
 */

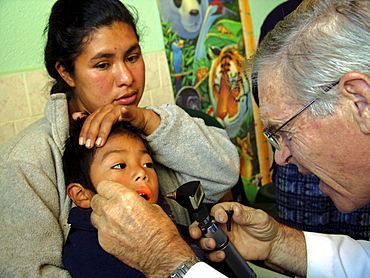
xmin=250 ymin=0 xmax=370 ymax=117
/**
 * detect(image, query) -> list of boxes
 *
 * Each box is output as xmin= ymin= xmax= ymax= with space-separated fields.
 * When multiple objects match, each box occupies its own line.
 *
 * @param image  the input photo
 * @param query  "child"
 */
xmin=62 ymin=120 xmax=203 ymax=277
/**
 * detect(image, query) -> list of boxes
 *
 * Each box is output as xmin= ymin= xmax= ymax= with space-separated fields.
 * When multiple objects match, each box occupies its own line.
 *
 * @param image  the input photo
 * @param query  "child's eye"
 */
xmin=112 ymin=163 xmax=126 ymax=169
xmin=143 ymin=162 xmax=154 ymax=168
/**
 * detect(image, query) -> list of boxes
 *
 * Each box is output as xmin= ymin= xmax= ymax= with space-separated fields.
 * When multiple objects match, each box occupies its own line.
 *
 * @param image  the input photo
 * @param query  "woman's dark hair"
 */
xmin=44 ymin=0 xmax=139 ymax=98
xmin=63 ymin=119 xmax=152 ymax=194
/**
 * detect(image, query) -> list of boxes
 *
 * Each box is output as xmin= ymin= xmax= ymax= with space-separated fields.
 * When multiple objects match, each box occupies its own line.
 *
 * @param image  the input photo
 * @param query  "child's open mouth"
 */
xmin=139 ymin=193 xmax=149 ymax=201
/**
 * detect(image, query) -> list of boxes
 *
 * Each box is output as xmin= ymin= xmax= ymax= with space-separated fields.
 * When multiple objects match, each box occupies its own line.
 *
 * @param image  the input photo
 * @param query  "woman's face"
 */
xmin=66 ymin=21 xmax=145 ymax=114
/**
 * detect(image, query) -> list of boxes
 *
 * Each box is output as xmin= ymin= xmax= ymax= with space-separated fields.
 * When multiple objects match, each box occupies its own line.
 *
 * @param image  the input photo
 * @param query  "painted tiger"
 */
xmin=208 ymin=44 xmax=251 ymax=138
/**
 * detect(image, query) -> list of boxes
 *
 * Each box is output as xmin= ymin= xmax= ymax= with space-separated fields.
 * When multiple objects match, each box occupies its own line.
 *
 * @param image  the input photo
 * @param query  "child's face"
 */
xmin=89 ymin=133 xmax=159 ymax=204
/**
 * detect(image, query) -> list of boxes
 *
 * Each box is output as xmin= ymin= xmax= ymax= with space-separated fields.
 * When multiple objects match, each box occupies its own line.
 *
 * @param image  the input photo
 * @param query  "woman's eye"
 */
xmin=127 ymin=54 xmax=139 ymax=63
xmin=96 ymin=62 xmax=110 ymax=69
xmin=143 ymin=162 xmax=154 ymax=168
xmin=112 ymin=163 xmax=126 ymax=169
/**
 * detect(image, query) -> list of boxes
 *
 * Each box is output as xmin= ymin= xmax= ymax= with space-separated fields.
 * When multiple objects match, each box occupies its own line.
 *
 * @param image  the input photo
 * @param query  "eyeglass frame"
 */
xmin=263 ymin=80 xmax=340 ymax=151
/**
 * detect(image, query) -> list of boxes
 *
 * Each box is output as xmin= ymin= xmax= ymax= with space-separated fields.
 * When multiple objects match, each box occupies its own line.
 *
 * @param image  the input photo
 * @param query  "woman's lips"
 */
xmin=114 ymin=93 xmax=137 ymax=105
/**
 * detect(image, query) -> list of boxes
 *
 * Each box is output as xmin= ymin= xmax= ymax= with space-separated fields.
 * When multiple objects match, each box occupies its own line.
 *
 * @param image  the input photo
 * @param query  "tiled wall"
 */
xmin=0 ymin=51 xmax=174 ymax=146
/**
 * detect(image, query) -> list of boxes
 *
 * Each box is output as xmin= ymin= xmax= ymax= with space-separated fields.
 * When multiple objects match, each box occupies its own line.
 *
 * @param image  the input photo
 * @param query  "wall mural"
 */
xmin=157 ymin=0 xmax=271 ymax=204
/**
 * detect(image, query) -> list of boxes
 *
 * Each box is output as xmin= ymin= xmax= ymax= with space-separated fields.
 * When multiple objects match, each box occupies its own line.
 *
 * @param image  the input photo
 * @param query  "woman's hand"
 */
xmin=74 ymin=104 xmax=160 ymax=148
xmin=189 ymin=202 xmax=307 ymax=277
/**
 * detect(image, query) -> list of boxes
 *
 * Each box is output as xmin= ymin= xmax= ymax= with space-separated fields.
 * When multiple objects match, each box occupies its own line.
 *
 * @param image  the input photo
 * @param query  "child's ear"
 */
xmin=66 ymin=183 xmax=93 ymax=208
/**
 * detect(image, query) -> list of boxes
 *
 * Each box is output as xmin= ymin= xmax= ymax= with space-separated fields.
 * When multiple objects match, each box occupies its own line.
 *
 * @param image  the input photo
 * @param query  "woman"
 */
xmin=0 ymin=0 xmax=239 ymax=276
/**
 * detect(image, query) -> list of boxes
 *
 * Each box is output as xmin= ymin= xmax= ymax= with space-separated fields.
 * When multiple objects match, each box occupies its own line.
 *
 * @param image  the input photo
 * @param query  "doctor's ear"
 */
xmin=342 ymin=72 xmax=370 ymax=134
xmin=66 ymin=183 xmax=93 ymax=208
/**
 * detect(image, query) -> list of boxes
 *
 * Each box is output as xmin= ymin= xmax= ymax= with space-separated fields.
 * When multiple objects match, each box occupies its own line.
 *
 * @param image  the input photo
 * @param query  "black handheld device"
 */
xmin=166 ymin=181 xmax=257 ymax=278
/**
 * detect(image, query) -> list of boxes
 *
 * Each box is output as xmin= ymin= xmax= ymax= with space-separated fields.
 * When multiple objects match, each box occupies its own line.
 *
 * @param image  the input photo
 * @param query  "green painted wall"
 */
xmin=0 ymin=0 xmax=285 ymax=75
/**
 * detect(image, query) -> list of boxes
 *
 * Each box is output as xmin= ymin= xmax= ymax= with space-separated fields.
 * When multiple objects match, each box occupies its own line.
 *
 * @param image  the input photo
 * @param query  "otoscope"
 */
xmin=166 ymin=181 xmax=257 ymax=278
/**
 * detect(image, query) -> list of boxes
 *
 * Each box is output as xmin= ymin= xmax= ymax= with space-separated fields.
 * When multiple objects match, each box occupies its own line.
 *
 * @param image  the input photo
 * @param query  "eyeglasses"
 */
xmin=263 ymin=80 xmax=340 ymax=150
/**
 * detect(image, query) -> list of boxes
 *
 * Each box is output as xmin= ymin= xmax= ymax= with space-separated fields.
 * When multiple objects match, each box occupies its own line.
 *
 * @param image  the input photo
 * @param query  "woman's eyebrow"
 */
xmin=90 ymin=52 xmax=114 ymax=62
xmin=126 ymin=43 xmax=141 ymax=54
xmin=90 ymin=44 xmax=141 ymax=62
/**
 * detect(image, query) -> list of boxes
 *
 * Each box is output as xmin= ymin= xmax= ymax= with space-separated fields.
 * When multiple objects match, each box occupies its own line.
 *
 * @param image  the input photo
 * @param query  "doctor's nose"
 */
xmin=274 ymin=142 xmax=292 ymax=166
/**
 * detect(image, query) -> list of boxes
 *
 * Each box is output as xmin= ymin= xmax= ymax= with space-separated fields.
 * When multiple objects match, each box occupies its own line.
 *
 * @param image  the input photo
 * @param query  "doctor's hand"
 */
xmin=90 ymin=180 xmax=196 ymax=278
xmin=189 ymin=202 xmax=279 ymax=262
xmin=189 ymin=202 xmax=307 ymax=277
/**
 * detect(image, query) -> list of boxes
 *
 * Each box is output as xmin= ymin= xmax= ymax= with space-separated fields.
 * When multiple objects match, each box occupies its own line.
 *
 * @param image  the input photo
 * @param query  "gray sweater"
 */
xmin=0 ymin=93 xmax=239 ymax=277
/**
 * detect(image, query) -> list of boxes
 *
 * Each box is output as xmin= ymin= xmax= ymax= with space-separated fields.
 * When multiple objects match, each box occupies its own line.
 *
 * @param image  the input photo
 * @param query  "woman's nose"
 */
xmin=115 ymin=63 xmax=133 ymax=87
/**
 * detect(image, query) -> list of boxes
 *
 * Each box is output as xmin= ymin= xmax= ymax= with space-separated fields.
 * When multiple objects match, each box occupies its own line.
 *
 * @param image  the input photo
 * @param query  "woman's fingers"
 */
xmin=79 ymin=105 xmax=121 ymax=148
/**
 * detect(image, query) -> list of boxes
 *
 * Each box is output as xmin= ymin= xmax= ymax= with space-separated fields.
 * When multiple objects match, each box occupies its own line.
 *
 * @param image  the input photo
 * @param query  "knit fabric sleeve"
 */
xmin=146 ymin=104 xmax=240 ymax=204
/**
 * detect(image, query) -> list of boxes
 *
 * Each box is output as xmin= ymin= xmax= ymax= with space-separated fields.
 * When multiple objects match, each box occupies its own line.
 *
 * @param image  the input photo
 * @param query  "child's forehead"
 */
xmin=93 ymin=132 xmax=149 ymax=158
xmin=108 ymin=131 xmax=144 ymax=145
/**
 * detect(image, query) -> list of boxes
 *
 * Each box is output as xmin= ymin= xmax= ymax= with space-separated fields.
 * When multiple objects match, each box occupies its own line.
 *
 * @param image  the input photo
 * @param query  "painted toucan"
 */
xmin=170 ymin=39 xmax=185 ymax=92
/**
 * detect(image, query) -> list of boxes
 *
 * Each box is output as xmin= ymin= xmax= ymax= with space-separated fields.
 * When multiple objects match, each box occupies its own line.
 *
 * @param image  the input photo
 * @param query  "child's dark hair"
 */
xmin=63 ymin=118 xmax=152 ymax=194
xmin=44 ymin=0 xmax=139 ymax=98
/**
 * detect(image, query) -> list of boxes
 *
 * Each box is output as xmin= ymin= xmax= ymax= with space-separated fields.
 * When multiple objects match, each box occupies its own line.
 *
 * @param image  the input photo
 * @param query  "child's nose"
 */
xmin=132 ymin=166 xmax=148 ymax=182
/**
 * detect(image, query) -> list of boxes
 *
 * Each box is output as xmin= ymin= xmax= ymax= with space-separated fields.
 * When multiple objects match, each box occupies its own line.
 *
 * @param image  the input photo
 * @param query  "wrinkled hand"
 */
xmin=189 ymin=202 xmax=279 ymax=262
xmin=90 ymin=180 xmax=196 ymax=278
xmin=189 ymin=202 xmax=306 ymax=276
xmin=73 ymin=104 xmax=160 ymax=148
